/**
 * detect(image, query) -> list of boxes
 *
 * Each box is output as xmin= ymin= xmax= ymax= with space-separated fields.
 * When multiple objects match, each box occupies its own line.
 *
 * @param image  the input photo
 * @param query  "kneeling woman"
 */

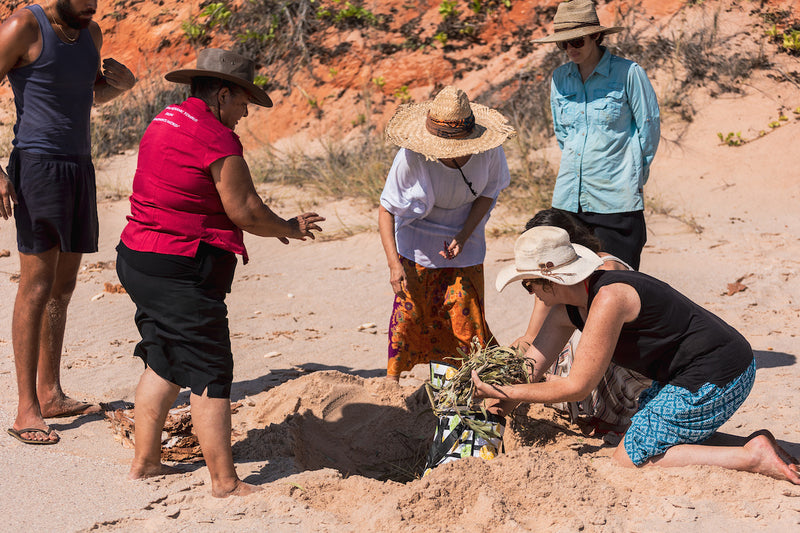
xmin=473 ymin=226 xmax=799 ymax=483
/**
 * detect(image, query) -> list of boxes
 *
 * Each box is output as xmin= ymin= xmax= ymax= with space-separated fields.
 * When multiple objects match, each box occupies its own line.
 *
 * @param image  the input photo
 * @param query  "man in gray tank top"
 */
xmin=0 ymin=0 xmax=135 ymax=444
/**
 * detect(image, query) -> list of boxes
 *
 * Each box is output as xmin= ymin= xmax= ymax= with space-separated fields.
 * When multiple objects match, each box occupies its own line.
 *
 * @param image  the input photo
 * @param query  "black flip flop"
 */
xmin=7 ymin=427 xmax=60 ymax=445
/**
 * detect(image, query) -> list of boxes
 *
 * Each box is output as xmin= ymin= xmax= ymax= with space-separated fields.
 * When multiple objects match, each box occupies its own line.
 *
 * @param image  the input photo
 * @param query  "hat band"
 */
xmin=553 ymin=21 xmax=602 ymax=33
xmin=425 ymin=112 xmax=475 ymax=139
xmin=519 ymin=255 xmax=579 ymax=282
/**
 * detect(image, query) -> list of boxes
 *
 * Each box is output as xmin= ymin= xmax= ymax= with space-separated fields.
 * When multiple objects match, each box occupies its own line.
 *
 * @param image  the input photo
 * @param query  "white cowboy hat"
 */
xmin=385 ymin=86 xmax=515 ymax=161
xmin=496 ymin=226 xmax=603 ymax=291
xmin=533 ymin=0 xmax=623 ymax=44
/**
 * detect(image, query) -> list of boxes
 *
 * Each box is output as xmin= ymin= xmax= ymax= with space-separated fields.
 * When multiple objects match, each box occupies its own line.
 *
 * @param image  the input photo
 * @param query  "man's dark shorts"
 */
xmin=7 ymin=148 xmax=98 ymax=254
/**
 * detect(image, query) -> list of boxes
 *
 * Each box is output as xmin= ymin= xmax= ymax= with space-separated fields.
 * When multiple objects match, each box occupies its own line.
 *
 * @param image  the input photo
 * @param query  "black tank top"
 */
xmin=7 ymin=4 xmax=98 ymax=156
xmin=566 ymin=270 xmax=753 ymax=392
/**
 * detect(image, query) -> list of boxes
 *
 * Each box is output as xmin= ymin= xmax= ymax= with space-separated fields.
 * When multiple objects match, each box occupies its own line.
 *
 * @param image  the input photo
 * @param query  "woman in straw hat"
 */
xmin=116 ymin=48 xmax=324 ymax=497
xmin=472 ymin=226 xmax=799 ymax=484
xmin=379 ymin=86 xmax=515 ymax=381
xmin=534 ymin=0 xmax=660 ymax=270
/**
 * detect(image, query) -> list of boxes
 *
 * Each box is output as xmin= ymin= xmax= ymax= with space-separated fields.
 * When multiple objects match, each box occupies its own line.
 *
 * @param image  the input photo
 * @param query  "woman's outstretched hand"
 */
xmin=279 ymin=212 xmax=325 ymax=244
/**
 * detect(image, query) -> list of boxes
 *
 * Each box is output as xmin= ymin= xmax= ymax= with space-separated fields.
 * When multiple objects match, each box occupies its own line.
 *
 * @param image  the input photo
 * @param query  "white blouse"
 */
xmin=380 ymin=146 xmax=511 ymax=268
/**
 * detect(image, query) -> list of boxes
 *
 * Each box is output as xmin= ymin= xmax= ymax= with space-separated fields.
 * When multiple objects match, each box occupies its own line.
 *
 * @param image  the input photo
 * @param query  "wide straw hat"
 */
xmin=495 ymin=226 xmax=604 ymax=291
xmin=533 ymin=0 xmax=623 ymax=43
xmin=165 ymin=48 xmax=272 ymax=107
xmin=385 ymin=86 xmax=516 ymax=161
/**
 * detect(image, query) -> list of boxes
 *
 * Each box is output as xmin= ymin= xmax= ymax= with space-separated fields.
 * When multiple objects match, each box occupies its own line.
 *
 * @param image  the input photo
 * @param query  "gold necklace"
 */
xmin=49 ymin=11 xmax=79 ymax=43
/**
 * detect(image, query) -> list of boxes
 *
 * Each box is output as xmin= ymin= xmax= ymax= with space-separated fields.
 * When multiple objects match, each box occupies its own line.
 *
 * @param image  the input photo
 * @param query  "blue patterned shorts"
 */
xmin=624 ymin=359 xmax=756 ymax=465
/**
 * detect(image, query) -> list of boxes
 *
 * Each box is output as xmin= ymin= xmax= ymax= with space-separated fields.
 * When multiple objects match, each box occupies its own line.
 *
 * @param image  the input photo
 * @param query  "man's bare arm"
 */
xmin=0 ymin=8 xmax=39 ymax=219
xmin=88 ymin=22 xmax=135 ymax=104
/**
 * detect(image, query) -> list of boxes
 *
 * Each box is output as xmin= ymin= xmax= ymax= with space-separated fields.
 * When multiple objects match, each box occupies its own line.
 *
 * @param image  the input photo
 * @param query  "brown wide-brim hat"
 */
xmin=533 ymin=0 xmax=623 ymax=43
xmin=165 ymin=48 xmax=272 ymax=108
xmin=385 ymin=86 xmax=516 ymax=161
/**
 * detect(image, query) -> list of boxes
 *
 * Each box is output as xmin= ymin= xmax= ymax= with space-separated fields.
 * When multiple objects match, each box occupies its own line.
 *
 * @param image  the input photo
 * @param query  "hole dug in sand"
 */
xmin=232 ymin=371 xmax=437 ymax=482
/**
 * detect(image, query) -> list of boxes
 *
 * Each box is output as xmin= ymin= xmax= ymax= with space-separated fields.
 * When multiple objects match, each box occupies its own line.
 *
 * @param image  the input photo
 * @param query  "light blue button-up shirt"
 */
xmin=550 ymin=47 xmax=660 ymax=214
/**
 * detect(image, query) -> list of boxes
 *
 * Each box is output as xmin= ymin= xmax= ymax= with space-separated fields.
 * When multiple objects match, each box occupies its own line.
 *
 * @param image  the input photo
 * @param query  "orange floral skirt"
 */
xmin=387 ymin=257 xmax=494 ymax=377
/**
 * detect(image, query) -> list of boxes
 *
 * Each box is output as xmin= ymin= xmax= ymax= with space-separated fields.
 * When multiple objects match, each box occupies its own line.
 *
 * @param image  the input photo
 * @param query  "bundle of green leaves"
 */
xmin=426 ymin=338 xmax=534 ymax=439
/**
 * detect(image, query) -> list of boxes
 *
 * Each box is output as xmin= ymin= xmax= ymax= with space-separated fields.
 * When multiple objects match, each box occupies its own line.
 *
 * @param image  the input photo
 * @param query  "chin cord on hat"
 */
xmin=453 ymin=160 xmax=478 ymax=197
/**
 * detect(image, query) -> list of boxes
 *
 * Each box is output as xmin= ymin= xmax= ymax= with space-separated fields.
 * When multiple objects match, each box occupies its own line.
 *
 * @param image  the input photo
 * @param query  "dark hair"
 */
xmin=594 ymin=32 xmax=604 ymax=46
xmin=524 ymin=208 xmax=602 ymax=252
xmin=190 ymin=76 xmax=245 ymax=106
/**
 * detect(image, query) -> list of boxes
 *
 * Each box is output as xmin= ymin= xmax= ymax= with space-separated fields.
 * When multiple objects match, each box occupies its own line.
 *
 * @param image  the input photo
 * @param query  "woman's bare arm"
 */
xmin=378 ymin=205 xmax=405 ymax=295
xmin=212 ymin=155 xmax=323 ymax=240
xmin=473 ymin=284 xmax=640 ymax=403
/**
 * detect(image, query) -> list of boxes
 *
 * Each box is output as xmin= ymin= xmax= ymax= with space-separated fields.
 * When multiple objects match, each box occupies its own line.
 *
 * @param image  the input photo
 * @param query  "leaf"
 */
xmin=726 ymin=280 xmax=747 ymax=296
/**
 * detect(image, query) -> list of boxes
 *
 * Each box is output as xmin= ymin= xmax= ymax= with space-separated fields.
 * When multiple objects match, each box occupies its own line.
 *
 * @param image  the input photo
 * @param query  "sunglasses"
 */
xmin=557 ymin=36 xmax=588 ymax=50
xmin=521 ymin=279 xmax=544 ymax=294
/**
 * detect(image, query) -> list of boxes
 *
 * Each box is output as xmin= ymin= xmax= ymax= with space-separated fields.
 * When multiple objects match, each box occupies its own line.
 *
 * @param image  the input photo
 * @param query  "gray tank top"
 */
xmin=8 ymin=4 xmax=98 ymax=156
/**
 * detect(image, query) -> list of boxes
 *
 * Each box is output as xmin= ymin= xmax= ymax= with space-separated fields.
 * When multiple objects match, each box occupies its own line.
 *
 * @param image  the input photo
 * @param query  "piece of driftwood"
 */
xmin=105 ymin=401 xmax=242 ymax=462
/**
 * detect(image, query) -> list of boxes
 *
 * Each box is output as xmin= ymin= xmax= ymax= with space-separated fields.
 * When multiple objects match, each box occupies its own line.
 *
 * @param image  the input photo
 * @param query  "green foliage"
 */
xmin=201 ymin=2 xmax=232 ymax=28
xmin=717 ymin=131 xmax=744 ymax=146
xmin=181 ymin=19 xmax=206 ymax=43
xmin=439 ymin=0 xmax=459 ymax=20
xmin=237 ymin=14 xmax=278 ymax=43
xmin=182 ymin=1 xmax=232 ymax=44
xmin=765 ymin=24 xmax=780 ymax=38
xmin=433 ymin=32 xmax=448 ymax=45
xmin=316 ymin=1 xmax=380 ymax=27
xmin=253 ymin=74 xmax=269 ymax=88
xmin=372 ymin=76 xmax=386 ymax=89
xmin=335 ymin=2 xmax=376 ymax=24
xmin=468 ymin=0 xmax=512 ymax=14
xmin=768 ymin=120 xmax=781 ymax=128
xmin=393 ymin=85 xmax=411 ymax=103
xmin=782 ymin=29 xmax=800 ymax=52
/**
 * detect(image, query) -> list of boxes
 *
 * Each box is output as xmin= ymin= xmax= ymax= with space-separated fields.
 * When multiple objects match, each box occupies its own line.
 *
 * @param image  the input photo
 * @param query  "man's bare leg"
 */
xmin=11 ymin=248 xmax=60 ymax=443
xmin=129 ymin=367 xmax=181 ymax=479
xmin=191 ymin=391 xmax=261 ymax=497
xmin=36 ymin=251 xmax=100 ymax=417
xmin=612 ymin=432 xmax=800 ymax=484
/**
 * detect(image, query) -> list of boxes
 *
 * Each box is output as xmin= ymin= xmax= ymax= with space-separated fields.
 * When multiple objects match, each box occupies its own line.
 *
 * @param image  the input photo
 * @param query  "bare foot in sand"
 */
xmin=747 ymin=430 xmax=799 ymax=466
xmin=128 ymin=462 xmax=184 ymax=480
xmin=744 ymin=431 xmax=800 ymax=484
xmin=212 ymin=480 xmax=262 ymax=498
xmin=40 ymin=395 xmax=101 ymax=418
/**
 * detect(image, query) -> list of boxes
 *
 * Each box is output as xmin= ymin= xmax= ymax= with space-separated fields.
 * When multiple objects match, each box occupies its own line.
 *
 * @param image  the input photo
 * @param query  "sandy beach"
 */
xmin=1 ymin=70 xmax=799 ymax=531
xmin=1 ymin=0 xmax=800 ymax=531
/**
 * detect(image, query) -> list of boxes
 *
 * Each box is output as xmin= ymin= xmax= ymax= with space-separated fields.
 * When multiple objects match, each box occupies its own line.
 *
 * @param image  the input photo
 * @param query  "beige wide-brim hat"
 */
xmin=385 ymin=86 xmax=516 ymax=161
xmin=165 ymin=48 xmax=273 ymax=108
xmin=533 ymin=0 xmax=623 ymax=43
xmin=496 ymin=226 xmax=604 ymax=291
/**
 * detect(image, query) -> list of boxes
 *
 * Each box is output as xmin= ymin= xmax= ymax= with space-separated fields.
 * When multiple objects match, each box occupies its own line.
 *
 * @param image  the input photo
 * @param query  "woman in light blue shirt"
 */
xmin=534 ymin=0 xmax=660 ymax=270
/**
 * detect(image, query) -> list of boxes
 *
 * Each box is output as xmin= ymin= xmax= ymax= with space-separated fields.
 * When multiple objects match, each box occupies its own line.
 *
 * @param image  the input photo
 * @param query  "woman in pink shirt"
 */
xmin=116 ymin=49 xmax=324 ymax=497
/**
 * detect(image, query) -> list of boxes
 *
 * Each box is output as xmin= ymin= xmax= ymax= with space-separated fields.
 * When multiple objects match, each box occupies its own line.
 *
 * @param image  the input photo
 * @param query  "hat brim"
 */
xmin=495 ymin=243 xmax=604 ymax=292
xmin=165 ymin=69 xmax=273 ymax=108
xmin=385 ymin=101 xmax=516 ymax=161
xmin=533 ymin=25 xmax=623 ymax=43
